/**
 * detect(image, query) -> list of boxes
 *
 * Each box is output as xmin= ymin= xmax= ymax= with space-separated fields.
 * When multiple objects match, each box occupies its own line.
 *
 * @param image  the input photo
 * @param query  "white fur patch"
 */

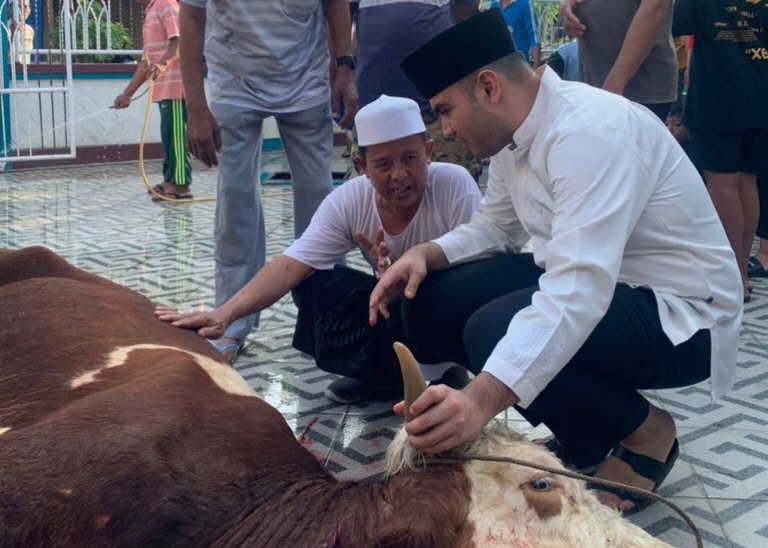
xmin=69 ymin=344 xmax=259 ymax=398
xmin=384 ymin=422 xmax=669 ymax=548
xmin=0 ymin=426 xmax=10 ymax=435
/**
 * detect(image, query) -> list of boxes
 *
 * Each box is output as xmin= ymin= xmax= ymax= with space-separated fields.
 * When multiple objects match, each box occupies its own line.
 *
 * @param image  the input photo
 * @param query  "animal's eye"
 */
xmin=528 ymin=478 xmax=553 ymax=491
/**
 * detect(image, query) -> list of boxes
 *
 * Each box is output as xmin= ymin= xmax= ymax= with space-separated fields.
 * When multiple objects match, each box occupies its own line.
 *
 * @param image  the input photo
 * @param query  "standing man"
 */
xmin=559 ymin=0 xmax=677 ymax=121
xmin=369 ymin=10 xmax=742 ymax=515
xmin=178 ymin=0 xmax=358 ymax=362
xmin=354 ymin=0 xmax=485 ymax=181
xmin=114 ymin=0 xmax=192 ymax=200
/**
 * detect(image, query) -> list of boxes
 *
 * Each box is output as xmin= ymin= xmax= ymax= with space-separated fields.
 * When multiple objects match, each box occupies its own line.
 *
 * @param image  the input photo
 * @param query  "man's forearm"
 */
xmin=466 ymin=372 xmax=520 ymax=420
xmin=322 ymin=0 xmax=353 ymax=57
xmin=179 ymin=4 xmax=207 ymax=110
xmin=605 ymin=0 xmax=669 ymax=92
xmin=124 ymin=60 xmax=149 ymax=96
xmin=421 ymin=242 xmax=450 ymax=271
xmin=218 ymin=255 xmax=315 ymax=327
xmin=158 ymin=37 xmax=179 ymax=66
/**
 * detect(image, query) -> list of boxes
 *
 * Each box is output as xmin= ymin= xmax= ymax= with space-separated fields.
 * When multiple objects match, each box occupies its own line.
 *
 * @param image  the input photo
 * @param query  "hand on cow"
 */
xmin=154 ymin=306 xmax=228 ymax=339
xmin=559 ymin=0 xmax=587 ymax=37
xmin=355 ymin=229 xmax=395 ymax=277
xmin=394 ymin=373 xmax=520 ymax=454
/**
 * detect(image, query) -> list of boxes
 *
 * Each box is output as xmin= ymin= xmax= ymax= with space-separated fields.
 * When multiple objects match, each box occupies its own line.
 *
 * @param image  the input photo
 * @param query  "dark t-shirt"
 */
xmin=356 ymin=2 xmax=453 ymax=111
xmin=673 ymin=0 xmax=768 ymax=130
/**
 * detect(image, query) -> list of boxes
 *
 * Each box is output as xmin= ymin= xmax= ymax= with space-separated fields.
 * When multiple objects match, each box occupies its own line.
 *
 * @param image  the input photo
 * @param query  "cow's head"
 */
xmin=386 ymin=343 xmax=670 ymax=548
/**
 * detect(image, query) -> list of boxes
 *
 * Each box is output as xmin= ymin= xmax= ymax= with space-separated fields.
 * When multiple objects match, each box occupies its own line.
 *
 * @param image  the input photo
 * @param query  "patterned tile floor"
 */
xmin=1 ymin=151 xmax=767 ymax=548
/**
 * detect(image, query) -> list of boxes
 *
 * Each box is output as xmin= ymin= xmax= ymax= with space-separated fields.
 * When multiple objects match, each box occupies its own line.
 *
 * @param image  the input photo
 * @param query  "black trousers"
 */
xmin=402 ymin=253 xmax=711 ymax=467
xmin=292 ymin=265 xmax=405 ymax=384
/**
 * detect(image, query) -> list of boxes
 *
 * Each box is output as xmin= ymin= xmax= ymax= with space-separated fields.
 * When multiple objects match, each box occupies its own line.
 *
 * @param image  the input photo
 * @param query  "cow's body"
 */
xmin=0 ymin=247 xmax=669 ymax=547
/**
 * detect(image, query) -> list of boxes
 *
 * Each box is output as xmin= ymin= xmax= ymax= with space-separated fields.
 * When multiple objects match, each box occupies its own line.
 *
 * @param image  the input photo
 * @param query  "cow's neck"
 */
xmin=224 ymin=465 xmax=473 ymax=546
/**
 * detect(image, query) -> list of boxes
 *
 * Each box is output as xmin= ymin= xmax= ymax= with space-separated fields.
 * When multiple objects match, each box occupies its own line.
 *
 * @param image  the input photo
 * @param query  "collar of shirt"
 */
xmin=511 ymin=66 xmax=557 ymax=155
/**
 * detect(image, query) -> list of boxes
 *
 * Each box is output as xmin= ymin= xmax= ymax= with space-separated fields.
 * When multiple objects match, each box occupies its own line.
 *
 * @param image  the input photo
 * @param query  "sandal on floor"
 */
xmin=748 ymin=256 xmax=767 ymax=278
xmin=589 ymin=438 xmax=680 ymax=516
xmin=151 ymin=187 xmax=194 ymax=201
xmin=208 ymin=339 xmax=243 ymax=365
xmin=147 ymin=183 xmax=165 ymax=194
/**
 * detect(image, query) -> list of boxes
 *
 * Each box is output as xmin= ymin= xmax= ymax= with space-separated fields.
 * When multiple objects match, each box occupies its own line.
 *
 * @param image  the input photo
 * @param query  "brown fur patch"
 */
xmin=521 ymin=483 xmax=563 ymax=520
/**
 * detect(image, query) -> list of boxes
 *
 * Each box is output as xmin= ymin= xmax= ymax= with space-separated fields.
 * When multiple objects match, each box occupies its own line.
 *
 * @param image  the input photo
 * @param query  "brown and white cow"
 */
xmin=0 ymin=246 xmax=669 ymax=547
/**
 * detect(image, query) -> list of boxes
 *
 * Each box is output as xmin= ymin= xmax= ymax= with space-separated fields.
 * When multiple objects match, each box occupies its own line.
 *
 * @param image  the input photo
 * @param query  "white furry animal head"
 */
xmin=386 ymin=422 xmax=670 ymax=548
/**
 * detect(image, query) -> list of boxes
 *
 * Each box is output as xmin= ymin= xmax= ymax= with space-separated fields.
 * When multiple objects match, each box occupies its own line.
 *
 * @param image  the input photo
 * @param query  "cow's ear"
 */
xmin=369 ymin=467 xmax=473 ymax=548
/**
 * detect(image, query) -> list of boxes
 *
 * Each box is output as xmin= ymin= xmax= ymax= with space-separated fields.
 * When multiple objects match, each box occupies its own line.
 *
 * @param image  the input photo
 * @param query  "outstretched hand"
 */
xmin=154 ymin=305 xmax=227 ymax=339
xmin=355 ymin=228 xmax=394 ymax=276
xmin=368 ymin=251 xmax=428 ymax=325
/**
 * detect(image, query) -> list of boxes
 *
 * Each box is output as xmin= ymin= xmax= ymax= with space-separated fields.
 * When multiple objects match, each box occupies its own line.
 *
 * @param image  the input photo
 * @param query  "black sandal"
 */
xmin=589 ymin=438 xmax=680 ymax=516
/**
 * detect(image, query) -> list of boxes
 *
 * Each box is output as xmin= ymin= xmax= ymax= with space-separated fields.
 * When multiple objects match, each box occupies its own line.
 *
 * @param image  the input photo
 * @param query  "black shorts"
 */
xmin=688 ymin=127 xmax=768 ymax=174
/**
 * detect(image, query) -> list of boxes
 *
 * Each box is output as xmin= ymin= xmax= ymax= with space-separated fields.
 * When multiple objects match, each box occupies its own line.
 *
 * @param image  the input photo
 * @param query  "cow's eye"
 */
xmin=529 ymin=478 xmax=553 ymax=491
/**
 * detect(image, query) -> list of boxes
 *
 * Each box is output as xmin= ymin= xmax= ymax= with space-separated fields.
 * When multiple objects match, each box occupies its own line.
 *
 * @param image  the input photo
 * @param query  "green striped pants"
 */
xmin=158 ymin=99 xmax=192 ymax=186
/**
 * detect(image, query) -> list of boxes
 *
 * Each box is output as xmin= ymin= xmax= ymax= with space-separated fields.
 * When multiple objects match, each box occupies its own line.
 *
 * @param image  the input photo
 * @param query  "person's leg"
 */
xmin=463 ymin=284 xmax=710 ymax=467
xmin=690 ymin=128 xmax=746 ymax=297
xmin=739 ymin=171 xmax=759 ymax=287
xmin=174 ymin=98 xmax=192 ymax=187
xmin=753 ymin=173 xmax=768 ymax=272
xmin=159 ymin=100 xmax=172 ymax=186
xmin=744 ymin=129 xmax=768 ymax=276
xmin=705 ymin=170 xmax=747 ymax=297
xmin=463 ymin=283 xmax=710 ymax=511
xmin=210 ymin=102 xmax=267 ymax=346
xmin=400 ymin=253 xmax=544 ymax=367
xmin=293 ymin=265 xmax=404 ymax=403
xmin=274 ymin=102 xmax=334 ymax=238
xmin=157 ymin=99 xmax=193 ymax=197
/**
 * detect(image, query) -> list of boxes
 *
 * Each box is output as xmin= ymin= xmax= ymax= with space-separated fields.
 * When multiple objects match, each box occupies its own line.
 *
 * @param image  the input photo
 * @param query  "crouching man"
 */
xmin=369 ymin=11 xmax=742 ymax=515
xmin=156 ymin=94 xmax=481 ymax=403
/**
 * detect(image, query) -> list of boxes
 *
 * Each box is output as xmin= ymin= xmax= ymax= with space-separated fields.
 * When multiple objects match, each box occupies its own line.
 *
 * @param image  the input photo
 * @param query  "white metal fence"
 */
xmin=0 ymin=0 xmax=141 ymax=163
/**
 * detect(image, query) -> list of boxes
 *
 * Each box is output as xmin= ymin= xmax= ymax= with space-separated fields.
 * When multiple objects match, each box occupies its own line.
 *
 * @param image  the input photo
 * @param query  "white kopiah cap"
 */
xmin=355 ymin=94 xmax=427 ymax=147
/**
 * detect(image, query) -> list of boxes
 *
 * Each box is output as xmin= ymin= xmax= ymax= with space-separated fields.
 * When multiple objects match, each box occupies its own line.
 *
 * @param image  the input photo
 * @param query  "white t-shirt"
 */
xmin=434 ymin=68 xmax=743 ymax=405
xmin=180 ymin=0 xmax=329 ymax=112
xmin=284 ymin=162 xmax=481 ymax=271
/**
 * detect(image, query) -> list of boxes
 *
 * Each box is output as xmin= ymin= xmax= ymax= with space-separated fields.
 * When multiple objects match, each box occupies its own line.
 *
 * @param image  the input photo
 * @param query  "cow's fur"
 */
xmin=0 ymin=247 xmax=670 ymax=547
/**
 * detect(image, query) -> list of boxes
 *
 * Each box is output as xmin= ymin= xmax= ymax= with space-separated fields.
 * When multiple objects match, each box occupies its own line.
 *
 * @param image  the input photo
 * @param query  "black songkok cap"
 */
xmin=401 ymin=9 xmax=516 ymax=100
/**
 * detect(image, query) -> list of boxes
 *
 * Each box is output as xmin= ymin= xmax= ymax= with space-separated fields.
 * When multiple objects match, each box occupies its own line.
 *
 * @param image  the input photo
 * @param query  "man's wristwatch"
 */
xmin=335 ymin=55 xmax=357 ymax=70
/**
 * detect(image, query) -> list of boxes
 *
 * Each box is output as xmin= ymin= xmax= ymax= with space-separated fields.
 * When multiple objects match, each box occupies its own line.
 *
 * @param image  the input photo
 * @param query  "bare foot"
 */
xmin=592 ymin=405 xmax=677 ymax=513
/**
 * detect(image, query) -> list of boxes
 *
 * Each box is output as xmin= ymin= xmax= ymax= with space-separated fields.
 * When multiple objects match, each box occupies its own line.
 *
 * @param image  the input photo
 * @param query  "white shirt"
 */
xmin=433 ymin=68 xmax=743 ymax=407
xmin=285 ymin=162 xmax=481 ymax=271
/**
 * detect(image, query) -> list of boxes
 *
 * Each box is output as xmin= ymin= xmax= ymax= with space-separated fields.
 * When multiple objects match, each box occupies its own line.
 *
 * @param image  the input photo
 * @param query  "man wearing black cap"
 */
xmin=369 ymin=9 xmax=742 ymax=515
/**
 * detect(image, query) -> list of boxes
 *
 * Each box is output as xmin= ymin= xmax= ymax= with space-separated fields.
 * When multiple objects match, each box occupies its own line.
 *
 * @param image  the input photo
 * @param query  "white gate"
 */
xmin=0 ymin=0 xmax=76 ymax=162
xmin=0 ymin=0 xmax=140 ymax=164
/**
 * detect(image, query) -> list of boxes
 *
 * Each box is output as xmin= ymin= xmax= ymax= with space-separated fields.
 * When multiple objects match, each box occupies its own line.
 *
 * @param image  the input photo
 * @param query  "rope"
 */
xmin=427 ymin=454 xmax=702 ymax=548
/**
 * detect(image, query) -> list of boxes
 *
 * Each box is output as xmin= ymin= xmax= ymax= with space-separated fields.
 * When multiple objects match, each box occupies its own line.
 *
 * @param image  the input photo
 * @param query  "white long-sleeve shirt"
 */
xmin=433 ymin=68 xmax=743 ymax=407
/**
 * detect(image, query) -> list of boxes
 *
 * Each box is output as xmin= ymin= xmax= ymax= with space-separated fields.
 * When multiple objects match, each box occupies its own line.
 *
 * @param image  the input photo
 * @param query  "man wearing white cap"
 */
xmin=155 ymin=95 xmax=481 ymax=403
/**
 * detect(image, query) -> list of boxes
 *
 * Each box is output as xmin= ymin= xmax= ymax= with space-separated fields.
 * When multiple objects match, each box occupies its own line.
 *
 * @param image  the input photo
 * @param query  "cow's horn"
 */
xmin=393 ymin=342 xmax=427 ymax=422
